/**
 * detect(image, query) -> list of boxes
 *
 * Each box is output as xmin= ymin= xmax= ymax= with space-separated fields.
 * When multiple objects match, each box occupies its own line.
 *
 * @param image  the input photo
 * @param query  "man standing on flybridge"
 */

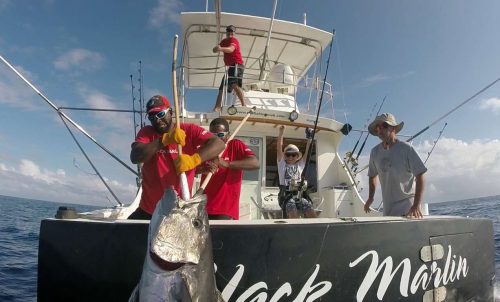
xmin=212 ymin=25 xmax=246 ymax=111
xmin=364 ymin=113 xmax=427 ymax=218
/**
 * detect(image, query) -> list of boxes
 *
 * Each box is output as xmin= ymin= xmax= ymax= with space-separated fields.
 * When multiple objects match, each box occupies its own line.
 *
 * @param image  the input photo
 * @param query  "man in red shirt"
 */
xmin=128 ymin=95 xmax=225 ymax=220
xmin=212 ymin=25 xmax=246 ymax=112
xmin=200 ymin=118 xmax=259 ymax=220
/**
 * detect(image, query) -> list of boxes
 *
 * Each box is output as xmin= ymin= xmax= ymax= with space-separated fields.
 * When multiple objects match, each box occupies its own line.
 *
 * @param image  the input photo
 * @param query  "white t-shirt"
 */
xmin=368 ymin=140 xmax=427 ymax=215
xmin=278 ymin=158 xmax=305 ymax=187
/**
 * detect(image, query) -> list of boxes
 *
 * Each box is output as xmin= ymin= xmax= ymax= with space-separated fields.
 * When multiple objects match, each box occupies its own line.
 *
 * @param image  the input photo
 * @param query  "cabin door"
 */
xmin=237 ymin=136 xmax=262 ymax=220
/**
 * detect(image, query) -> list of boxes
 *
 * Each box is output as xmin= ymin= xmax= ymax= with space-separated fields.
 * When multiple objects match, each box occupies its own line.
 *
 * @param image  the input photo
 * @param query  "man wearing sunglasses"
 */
xmin=364 ymin=113 xmax=427 ymax=218
xmin=212 ymin=25 xmax=246 ymax=112
xmin=128 ymin=95 xmax=225 ymax=220
xmin=197 ymin=118 xmax=259 ymax=220
xmin=276 ymin=125 xmax=317 ymax=218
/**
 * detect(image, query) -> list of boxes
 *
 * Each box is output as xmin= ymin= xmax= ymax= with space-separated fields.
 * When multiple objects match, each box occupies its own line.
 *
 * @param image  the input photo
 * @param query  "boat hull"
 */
xmin=37 ymin=217 xmax=495 ymax=301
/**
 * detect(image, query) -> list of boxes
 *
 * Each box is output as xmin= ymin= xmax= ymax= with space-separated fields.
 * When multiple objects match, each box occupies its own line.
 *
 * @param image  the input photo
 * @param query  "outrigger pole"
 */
xmin=0 ymin=54 xmax=139 ymax=177
xmin=259 ymin=0 xmax=278 ymax=81
xmin=300 ymin=28 xmax=336 ymax=191
xmin=355 ymin=76 xmax=500 ymax=175
xmin=59 ymin=115 xmax=123 ymax=206
xmin=406 ymin=77 xmax=500 ymax=142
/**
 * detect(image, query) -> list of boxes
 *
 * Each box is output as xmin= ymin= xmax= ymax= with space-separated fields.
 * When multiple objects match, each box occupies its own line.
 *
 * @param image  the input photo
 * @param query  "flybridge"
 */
xmin=180 ymin=12 xmax=333 ymax=89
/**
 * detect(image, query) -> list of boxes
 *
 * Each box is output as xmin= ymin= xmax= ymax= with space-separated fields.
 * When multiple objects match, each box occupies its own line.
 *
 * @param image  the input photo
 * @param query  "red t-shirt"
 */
xmin=203 ymin=139 xmax=255 ymax=219
xmin=135 ymin=123 xmax=213 ymax=214
xmin=220 ymin=37 xmax=244 ymax=66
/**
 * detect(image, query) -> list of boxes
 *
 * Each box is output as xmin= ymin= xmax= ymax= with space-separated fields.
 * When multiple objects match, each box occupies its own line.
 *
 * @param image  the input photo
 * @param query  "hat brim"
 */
xmin=368 ymin=120 xmax=404 ymax=136
xmin=285 ymin=151 xmax=303 ymax=160
xmin=147 ymin=106 xmax=167 ymax=114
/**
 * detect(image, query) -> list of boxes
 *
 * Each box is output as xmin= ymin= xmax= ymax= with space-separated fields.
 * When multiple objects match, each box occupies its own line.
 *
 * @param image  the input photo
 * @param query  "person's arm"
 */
xmin=364 ymin=175 xmax=378 ymax=213
xmin=213 ymin=44 xmax=235 ymax=54
xmin=406 ymin=173 xmax=425 ymax=218
xmin=213 ymin=39 xmax=236 ymax=54
xmin=130 ymin=138 xmax=162 ymax=164
xmin=131 ymin=126 xmax=186 ymax=164
xmin=217 ymin=155 xmax=259 ymax=170
xmin=277 ymin=125 xmax=285 ymax=161
xmin=196 ymin=136 xmax=225 ymax=162
xmin=302 ymin=138 xmax=312 ymax=162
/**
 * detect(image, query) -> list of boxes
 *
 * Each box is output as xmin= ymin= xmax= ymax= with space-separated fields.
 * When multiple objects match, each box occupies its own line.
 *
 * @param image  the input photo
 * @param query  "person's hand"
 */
xmin=175 ymin=153 xmax=202 ymax=173
xmin=305 ymin=128 xmax=314 ymax=139
xmin=162 ymin=128 xmax=186 ymax=146
xmin=213 ymin=157 xmax=230 ymax=169
xmin=279 ymin=125 xmax=285 ymax=135
xmin=212 ymin=46 xmax=220 ymax=53
xmin=405 ymin=204 xmax=423 ymax=219
xmin=206 ymin=161 xmax=219 ymax=174
xmin=364 ymin=197 xmax=373 ymax=213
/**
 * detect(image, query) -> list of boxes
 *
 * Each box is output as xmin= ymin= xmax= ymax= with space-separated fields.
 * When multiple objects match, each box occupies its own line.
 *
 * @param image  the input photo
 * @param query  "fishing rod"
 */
xmin=138 ymin=61 xmax=145 ymax=128
xmin=351 ymin=96 xmax=386 ymax=172
xmin=346 ymin=101 xmax=378 ymax=165
xmin=0 ymin=54 xmax=139 ymax=177
xmin=130 ymin=74 xmax=138 ymax=137
xmin=300 ymin=28 xmax=335 ymax=194
xmin=424 ymin=122 xmax=447 ymax=164
xmin=130 ymin=73 xmax=143 ymax=187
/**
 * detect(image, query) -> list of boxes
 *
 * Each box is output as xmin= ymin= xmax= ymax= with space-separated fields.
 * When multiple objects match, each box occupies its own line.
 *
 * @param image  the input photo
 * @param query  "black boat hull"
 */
xmin=38 ymin=217 xmax=495 ymax=301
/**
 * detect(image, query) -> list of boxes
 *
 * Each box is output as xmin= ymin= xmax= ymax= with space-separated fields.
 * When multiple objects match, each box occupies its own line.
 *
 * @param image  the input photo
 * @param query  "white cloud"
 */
xmin=77 ymin=86 xmax=134 ymax=132
xmin=479 ymin=97 xmax=500 ymax=115
xmin=0 ymin=159 xmax=136 ymax=206
xmin=149 ymin=0 xmax=182 ymax=27
xmin=358 ymin=71 xmax=414 ymax=88
xmin=53 ymin=48 xmax=105 ymax=72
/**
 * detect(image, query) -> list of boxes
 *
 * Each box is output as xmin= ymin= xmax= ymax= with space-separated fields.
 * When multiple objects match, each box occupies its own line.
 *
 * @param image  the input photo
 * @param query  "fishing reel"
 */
xmin=288 ymin=179 xmax=308 ymax=193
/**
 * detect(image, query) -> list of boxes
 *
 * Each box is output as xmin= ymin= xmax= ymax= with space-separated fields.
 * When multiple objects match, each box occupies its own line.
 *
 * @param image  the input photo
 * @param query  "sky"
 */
xmin=1 ymin=0 xmax=499 ymax=207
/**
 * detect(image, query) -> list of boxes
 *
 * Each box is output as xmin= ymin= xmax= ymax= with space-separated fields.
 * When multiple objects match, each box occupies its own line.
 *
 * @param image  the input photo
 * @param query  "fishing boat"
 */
xmin=3 ymin=6 xmax=494 ymax=302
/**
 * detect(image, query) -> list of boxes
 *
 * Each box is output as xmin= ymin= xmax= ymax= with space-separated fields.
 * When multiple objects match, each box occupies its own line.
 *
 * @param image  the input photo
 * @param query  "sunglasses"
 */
xmin=285 ymin=153 xmax=298 ymax=157
xmin=212 ymin=131 xmax=228 ymax=138
xmin=377 ymin=122 xmax=390 ymax=129
xmin=147 ymin=109 xmax=168 ymax=121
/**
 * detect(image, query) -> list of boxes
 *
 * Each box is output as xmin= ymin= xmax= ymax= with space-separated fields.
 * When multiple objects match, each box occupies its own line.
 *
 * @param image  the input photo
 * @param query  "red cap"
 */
xmin=146 ymin=95 xmax=171 ymax=114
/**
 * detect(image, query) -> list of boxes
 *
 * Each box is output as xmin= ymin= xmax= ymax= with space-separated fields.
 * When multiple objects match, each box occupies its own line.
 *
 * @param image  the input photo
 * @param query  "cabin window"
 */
xmin=237 ymin=136 xmax=261 ymax=181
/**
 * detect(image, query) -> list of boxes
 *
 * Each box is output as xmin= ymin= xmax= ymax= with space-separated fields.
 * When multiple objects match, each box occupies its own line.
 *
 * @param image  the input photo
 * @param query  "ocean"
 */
xmin=0 ymin=194 xmax=498 ymax=301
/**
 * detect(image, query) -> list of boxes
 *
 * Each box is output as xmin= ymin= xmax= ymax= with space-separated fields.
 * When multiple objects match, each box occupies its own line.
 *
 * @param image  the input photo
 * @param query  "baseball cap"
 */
xmin=146 ymin=95 xmax=171 ymax=114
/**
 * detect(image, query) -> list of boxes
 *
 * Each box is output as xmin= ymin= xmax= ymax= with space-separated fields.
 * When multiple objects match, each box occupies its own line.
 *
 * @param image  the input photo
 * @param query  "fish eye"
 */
xmin=192 ymin=219 xmax=202 ymax=229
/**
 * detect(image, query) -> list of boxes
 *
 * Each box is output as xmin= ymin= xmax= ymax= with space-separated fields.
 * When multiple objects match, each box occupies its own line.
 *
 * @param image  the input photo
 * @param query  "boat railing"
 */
xmin=180 ymin=63 xmax=333 ymax=114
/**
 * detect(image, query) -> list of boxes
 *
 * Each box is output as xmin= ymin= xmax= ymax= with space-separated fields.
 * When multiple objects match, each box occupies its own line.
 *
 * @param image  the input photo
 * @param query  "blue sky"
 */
xmin=1 ymin=0 xmax=500 ymax=206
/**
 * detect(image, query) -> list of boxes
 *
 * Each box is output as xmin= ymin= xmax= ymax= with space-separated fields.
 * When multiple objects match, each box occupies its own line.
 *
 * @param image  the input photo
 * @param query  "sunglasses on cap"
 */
xmin=285 ymin=153 xmax=299 ymax=157
xmin=212 ymin=131 xmax=228 ymax=138
xmin=147 ymin=109 xmax=168 ymax=121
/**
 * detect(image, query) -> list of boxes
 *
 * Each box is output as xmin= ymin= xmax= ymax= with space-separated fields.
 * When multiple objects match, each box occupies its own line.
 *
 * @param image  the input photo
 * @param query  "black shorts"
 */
xmin=219 ymin=65 xmax=244 ymax=92
xmin=278 ymin=185 xmax=312 ymax=210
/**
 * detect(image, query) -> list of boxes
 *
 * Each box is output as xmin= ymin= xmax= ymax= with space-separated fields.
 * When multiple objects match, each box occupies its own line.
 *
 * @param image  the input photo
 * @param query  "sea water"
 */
xmin=0 ymin=194 xmax=499 ymax=301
